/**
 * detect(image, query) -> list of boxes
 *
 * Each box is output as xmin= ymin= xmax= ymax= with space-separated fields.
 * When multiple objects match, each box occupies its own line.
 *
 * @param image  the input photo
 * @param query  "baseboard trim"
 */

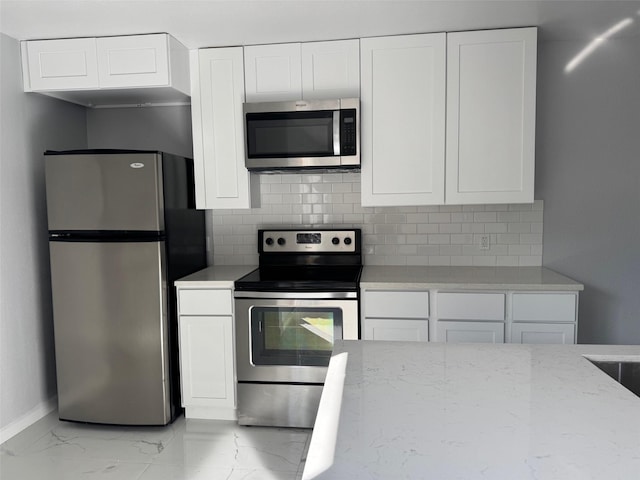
xmin=0 ymin=396 xmax=57 ymax=444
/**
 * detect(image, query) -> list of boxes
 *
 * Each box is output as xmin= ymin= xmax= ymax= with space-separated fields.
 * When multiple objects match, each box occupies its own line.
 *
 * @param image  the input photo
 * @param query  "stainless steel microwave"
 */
xmin=243 ymin=98 xmax=359 ymax=171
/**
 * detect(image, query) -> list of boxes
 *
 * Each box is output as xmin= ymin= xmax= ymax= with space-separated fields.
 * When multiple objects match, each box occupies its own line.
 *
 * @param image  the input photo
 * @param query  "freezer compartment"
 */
xmin=44 ymin=152 xmax=164 ymax=232
xmin=49 ymin=240 xmax=172 ymax=425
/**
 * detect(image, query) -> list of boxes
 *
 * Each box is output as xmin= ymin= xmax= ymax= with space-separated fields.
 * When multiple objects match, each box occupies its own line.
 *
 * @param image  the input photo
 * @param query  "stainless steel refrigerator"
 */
xmin=45 ymin=149 xmax=206 ymax=426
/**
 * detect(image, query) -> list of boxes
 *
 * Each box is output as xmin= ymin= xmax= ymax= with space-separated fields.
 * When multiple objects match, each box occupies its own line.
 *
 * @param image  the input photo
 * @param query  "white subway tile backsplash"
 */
xmin=428 ymin=234 xmax=451 ymax=245
xmin=473 ymin=256 xmax=497 ymax=266
xmin=417 ymin=223 xmax=439 ymax=234
xmin=439 ymin=223 xmax=462 ymax=234
xmin=439 ymin=245 xmax=463 ymax=255
xmin=429 ymin=212 xmax=451 ymax=223
xmin=497 ymin=212 xmax=520 ymax=223
xmin=474 ymin=212 xmax=497 ymax=223
xmin=461 ymin=223 xmax=485 ymax=234
xmin=520 ymin=233 xmax=543 ymax=244
xmin=451 ymin=234 xmax=474 ymax=245
xmin=208 ymin=174 xmax=544 ymax=266
xmin=398 ymin=245 xmax=418 ymax=255
xmin=508 ymin=222 xmax=532 ymax=233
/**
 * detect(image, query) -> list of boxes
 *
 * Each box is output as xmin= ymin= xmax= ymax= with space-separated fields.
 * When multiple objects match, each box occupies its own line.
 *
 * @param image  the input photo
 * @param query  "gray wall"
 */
xmin=536 ymin=35 xmax=640 ymax=344
xmin=86 ymin=105 xmax=193 ymax=159
xmin=0 ymin=33 xmax=87 ymax=440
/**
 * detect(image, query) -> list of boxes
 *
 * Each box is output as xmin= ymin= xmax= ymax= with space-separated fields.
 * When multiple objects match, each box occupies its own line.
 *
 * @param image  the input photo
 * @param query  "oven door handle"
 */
xmin=234 ymin=290 xmax=357 ymax=300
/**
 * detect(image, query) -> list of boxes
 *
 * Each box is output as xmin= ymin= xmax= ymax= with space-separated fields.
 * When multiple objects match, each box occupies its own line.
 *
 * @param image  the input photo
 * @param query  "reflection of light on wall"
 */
xmin=565 ymin=18 xmax=634 ymax=73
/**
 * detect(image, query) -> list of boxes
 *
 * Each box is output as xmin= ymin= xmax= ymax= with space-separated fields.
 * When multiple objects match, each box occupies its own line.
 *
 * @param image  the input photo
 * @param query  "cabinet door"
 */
xmin=435 ymin=321 xmax=504 ymax=343
xmin=360 ymin=34 xmax=446 ymax=206
xmin=364 ymin=318 xmax=429 ymax=342
xmin=24 ymin=38 xmax=99 ymax=90
xmin=179 ymin=316 xmax=235 ymax=407
xmin=96 ymin=34 xmax=169 ymax=88
xmin=191 ymin=47 xmax=252 ymax=209
xmin=244 ymin=43 xmax=302 ymax=102
xmin=301 ymin=39 xmax=360 ymax=99
xmin=446 ymin=27 xmax=537 ymax=204
xmin=510 ymin=323 xmax=576 ymax=344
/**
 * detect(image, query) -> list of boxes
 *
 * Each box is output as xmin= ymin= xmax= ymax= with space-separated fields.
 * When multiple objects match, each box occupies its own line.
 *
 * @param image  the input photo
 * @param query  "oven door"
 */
xmin=235 ymin=296 xmax=358 ymax=384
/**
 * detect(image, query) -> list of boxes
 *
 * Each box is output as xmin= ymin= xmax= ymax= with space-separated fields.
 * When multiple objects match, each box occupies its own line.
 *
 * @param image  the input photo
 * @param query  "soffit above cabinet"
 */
xmin=21 ymin=33 xmax=190 ymax=108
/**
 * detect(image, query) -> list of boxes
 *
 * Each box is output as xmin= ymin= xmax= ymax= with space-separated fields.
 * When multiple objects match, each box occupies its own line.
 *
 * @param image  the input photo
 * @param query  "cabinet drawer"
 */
xmin=512 ymin=293 xmax=576 ymax=323
xmin=178 ymin=289 xmax=233 ymax=315
xmin=364 ymin=291 xmax=429 ymax=319
xmin=437 ymin=293 xmax=505 ymax=320
xmin=510 ymin=322 xmax=575 ymax=344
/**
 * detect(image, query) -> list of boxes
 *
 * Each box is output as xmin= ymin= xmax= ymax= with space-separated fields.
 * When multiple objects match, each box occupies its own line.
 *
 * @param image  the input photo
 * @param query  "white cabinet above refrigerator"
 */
xmin=21 ymin=33 xmax=190 ymax=107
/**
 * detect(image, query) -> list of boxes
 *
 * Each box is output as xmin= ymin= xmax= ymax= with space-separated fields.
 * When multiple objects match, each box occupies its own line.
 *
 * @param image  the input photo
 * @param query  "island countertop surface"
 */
xmin=304 ymin=341 xmax=640 ymax=479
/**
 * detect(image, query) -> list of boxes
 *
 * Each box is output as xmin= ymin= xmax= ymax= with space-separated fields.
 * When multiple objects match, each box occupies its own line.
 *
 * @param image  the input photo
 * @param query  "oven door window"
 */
xmin=250 ymin=307 xmax=343 ymax=367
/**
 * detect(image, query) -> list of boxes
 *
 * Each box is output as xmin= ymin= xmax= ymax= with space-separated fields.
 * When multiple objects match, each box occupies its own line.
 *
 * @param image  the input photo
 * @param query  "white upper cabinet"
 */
xmin=301 ymin=39 xmax=360 ymax=99
xmin=190 ymin=47 xmax=253 ymax=209
xmin=21 ymin=33 xmax=190 ymax=107
xmin=24 ymin=37 xmax=99 ymax=90
xmin=446 ymin=27 xmax=537 ymax=204
xmin=360 ymin=33 xmax=447 ymax=206
xmin=244 ymin=39 xmax=359 ymax=102
xmin=244 ymin=43 xmax=302 ymax=102
xmin=361 ymin=27 xmax=537 ymax=207
xmin=97 ymin=34 xmax=182 ymax=89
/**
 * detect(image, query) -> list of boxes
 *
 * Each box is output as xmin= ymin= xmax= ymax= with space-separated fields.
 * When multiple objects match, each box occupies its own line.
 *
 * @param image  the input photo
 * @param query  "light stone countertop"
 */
xmin=304 ymin=341 xmax=640 ymax=480
xmin=360 ymin=265 xmax=584 ymax=291
xmin=174 ymin=265 xmax=257 ymax=288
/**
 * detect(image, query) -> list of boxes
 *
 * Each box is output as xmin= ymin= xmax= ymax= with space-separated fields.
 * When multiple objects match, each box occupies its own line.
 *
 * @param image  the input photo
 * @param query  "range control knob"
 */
xmin=265 ymin=237 xmax=274 ymax=246
xmin=344 ymin=237 xmax=352 ymax=245
xmin=332 ymin=237 xmax=340 ymax=245
xmin=277 ymin=237 xmax=286 ymax=246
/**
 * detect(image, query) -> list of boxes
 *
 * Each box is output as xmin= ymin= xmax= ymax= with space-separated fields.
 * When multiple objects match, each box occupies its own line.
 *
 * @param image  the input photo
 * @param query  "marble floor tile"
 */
xmin=0 ymin=412 xmax=311 ymax=480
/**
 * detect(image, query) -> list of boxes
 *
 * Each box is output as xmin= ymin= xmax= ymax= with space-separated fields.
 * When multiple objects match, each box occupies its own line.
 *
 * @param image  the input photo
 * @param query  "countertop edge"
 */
xmin=174 ymin=265 xmax=257 ymax=286
xmin=360 ymin=266 xmax=584 ymax=291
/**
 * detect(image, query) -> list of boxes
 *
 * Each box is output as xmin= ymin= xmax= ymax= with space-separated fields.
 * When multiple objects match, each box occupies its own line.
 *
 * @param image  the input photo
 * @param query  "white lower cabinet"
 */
xmin=364 ymin=318 xmax=429 ymax=342
xmin=362 ymin=290 xmax=429 ymax=341
xmin=362 ymin=287 xmax=578 ymax=345
xmin=435 ymin=321 xmax=505 ymax=343
xmin=435 ymin=292 xmax=506 ymax=343
xmin=177 ymin=288 xmax=237 ymax=420
xmin=510 ymin=292 xmax=578 ymax=344
xmin=510 ymin=323 xmax=575 ymax=345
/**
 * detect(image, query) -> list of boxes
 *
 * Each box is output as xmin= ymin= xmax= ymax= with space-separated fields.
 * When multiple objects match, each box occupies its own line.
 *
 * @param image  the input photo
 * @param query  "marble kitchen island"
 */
xmin=304 ymin=341 xmax=640 ymax=479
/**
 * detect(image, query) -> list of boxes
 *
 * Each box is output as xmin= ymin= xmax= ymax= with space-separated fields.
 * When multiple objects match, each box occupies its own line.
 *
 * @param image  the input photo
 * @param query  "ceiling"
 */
xmin=1 ymin=0 xmax=639 ymax=49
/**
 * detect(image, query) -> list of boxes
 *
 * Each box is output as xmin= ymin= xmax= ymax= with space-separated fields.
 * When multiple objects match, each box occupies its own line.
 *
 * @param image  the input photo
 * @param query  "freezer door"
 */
xmin=45 ymin=152 xmax=164 ymax=231
xmin=49 ymin=240 xmax=171 ymax=425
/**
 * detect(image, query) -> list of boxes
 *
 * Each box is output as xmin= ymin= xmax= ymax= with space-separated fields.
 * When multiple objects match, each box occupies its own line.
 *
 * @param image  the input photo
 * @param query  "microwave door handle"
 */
xmin=333 ymin=110 xmax=341 ymax=156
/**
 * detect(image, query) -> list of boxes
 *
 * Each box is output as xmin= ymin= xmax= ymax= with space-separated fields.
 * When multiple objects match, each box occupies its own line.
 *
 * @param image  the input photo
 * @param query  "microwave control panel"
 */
xmin=340 ymin=109 xmax=357 ymax=156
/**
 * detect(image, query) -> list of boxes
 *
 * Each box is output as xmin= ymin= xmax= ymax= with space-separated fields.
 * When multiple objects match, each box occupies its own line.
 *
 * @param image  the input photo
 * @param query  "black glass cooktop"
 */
xmin=234 ymin=265 xmax=362 ymax=292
